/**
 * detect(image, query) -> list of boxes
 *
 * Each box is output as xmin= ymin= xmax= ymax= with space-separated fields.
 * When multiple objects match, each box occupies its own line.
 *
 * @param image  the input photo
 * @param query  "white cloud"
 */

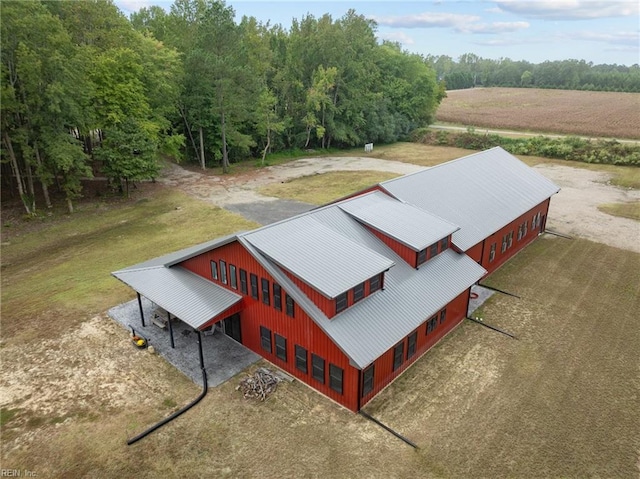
xmin=459 ymin=21 xmax=530 ymax=34
xmin=377 ymin=31 xmax=416 ymax=45
xmin=561 ymin=30 xmax=639 ymax=46
xmin=495 ymin=0 xmax=639 ymax=20
xmin=372 ymin=12 xmax=481 ymax=29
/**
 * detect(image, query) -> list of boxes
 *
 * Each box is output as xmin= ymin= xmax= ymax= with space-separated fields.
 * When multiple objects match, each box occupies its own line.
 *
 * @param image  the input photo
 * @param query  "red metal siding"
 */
xmin=282 ymin=270 xmax=335 ymax=318
xmin=478 ymin=199 xmax=551 ymax=275
xmin=360 ymin=289 xmax=470 ymax=408
xmin=465 ymin=242 xmax=483 ymax=263
xmin=367 ymin=226 xmax=417 ymax=266
xmin=179 ymin=241 xmax=360 ymax=411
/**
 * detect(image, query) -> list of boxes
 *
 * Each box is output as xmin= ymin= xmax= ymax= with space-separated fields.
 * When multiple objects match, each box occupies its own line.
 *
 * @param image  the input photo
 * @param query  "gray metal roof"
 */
xmin=242 ymin=215 xmax=395 ymax=299
xmin=242 ymin=205 xmax=486 ymax=369
xmin=338 ymin=191 xmax=459 ymax=251
xmin=381 ymin=147 xmax=560 ymax=250
xmin=112 ymin=266 xmax=242 ymax=330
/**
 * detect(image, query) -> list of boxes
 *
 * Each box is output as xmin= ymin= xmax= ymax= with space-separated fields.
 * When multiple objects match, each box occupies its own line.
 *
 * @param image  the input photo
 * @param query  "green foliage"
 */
xmin=426 ymin=54 xmax=640 ymax=92
xmin=414 ymin=129 xmax=640 ymax=166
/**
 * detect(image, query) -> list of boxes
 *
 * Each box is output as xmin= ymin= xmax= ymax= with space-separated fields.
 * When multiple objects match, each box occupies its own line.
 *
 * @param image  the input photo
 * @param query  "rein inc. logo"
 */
xmin=1 ymin=470 xmax=36 ymax=477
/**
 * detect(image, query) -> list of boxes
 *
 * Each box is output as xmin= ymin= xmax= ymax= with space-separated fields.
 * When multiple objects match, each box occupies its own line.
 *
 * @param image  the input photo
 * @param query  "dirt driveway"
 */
xmin=160 ymin=157 xmax=640 ymax=253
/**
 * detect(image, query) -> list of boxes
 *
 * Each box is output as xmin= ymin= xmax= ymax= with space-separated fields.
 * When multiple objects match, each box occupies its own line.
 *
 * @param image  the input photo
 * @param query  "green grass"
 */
xmin=1 ymin=187 xmax=258 ymax=342
xmin=367 ymin=237 xmax=640 ymax=477
xmin=258 ymin=170 xmax=400 ymax=205
xmin=598 ymin=202 xmax=640 ymax=220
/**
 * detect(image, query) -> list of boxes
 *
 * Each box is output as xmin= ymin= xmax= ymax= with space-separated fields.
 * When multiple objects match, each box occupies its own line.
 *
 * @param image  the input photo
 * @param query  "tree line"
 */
xmin=428 ymin=53 xmax=640 ymax=92
xmin=1 ymin=0 xmax=444 ymax=214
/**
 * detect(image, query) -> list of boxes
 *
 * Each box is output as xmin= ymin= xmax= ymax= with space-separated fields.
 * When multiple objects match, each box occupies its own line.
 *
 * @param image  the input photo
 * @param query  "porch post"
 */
xmin=137 ymin=293 xmax=146 ymax=327
xmin=167 ymin=312 xmax=175 ymax=349
xmin=197 ymin=330 xmax=205 ymax=370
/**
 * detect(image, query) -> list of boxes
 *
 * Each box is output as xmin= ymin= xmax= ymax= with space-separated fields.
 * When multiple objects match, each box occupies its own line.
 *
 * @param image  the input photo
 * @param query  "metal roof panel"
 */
xmin=338 ymin=191 xmax=459 ymax=251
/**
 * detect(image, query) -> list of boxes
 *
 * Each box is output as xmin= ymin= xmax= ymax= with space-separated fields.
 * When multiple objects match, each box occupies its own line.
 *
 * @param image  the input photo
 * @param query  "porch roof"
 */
xmin=112 ymin=265 xmax=242 ymax=330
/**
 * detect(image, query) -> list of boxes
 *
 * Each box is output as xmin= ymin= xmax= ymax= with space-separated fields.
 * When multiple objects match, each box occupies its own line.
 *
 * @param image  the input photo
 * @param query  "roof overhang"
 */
xmin=112 ymin=265 xmax=242 ymax=330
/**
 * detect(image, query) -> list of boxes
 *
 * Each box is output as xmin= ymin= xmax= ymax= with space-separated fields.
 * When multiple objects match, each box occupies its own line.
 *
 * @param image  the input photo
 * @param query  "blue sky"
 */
xmin=115 ymin=0 xmax=640 ymax=65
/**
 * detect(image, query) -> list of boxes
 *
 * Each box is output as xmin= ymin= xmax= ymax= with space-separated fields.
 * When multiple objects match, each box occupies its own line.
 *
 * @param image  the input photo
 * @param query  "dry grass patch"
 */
xmin=367 ymin=236 xmax=640 ymax=477
xmin=258 ymin=170 xmax=400 ymax=204
xmin=436 ymin=87 xmax=640 ymax=139
xmin=0 ymin=187 xmax=258 ymax=342
xmin=598 ymin=202 xmax=640 ymax=220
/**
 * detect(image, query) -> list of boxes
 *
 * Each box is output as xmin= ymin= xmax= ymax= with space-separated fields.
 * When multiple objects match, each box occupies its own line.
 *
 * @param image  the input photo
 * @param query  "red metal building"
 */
xmin=113 ymin=147 xmax=559 ymax=411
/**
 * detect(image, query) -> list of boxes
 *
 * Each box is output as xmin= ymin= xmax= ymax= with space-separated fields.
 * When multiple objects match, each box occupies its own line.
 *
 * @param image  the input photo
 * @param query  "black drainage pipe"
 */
xmin=545 ymin=229 xmax=573 ymax=240
xmin=466 ymin=316 xmax=518 ymax=340
xmin=359 ymin=410 xmax=418 ymax=449
xmin=127 ymin=368 xmax=208 ymax=445
xmin=478 ymin=283 xmax=521 ymax=299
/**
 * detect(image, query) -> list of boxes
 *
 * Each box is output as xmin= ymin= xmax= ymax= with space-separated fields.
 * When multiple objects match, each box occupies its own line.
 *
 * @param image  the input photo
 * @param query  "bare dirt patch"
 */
xmin=538 ymin=164 xmax=640 ymax=252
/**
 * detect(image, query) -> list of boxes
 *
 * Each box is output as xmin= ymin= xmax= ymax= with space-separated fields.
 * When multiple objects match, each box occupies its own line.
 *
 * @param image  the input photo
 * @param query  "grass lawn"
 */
xmin=366 ymin=236 xmax=640 ymax=477
xmin=258 ymin=170 xmax=400 ymax=205
xmin=1 ymin=186 xmax=258 ymax=342
xmin=598 ymin=202 xmax=640 ymax=221
xmin=2 ymin=143 xmax=639 ymax=477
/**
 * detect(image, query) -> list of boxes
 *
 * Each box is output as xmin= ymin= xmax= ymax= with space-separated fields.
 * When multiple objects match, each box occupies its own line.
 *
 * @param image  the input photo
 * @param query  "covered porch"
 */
xmin=110 ymin=265 xmax=259 ymax=387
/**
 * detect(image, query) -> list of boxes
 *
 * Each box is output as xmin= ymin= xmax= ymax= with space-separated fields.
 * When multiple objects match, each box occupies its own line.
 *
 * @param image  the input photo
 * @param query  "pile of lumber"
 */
xmin=236 ymin=368 xmax=280 ymax=401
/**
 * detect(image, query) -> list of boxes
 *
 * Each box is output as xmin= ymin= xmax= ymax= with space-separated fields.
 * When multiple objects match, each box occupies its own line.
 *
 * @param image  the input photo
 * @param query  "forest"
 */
xmin=428 ymin=53 xmax=640 ymax=92
xmin=2 ymin=0 xmax=639 ymax=214
xmin=1 ymin=0 xmax=444 ymax=213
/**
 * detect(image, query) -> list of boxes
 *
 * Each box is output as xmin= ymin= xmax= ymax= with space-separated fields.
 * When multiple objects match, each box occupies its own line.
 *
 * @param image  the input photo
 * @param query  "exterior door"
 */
xmin=540 ymin=214 xmax=546 ymax=233
xmin=223 ymin=313 xmax=242 ymax=343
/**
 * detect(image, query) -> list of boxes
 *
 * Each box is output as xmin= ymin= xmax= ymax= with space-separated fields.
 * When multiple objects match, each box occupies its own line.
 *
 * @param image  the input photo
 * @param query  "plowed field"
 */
xmin=436 ymin=87 xmax=640 ymax=139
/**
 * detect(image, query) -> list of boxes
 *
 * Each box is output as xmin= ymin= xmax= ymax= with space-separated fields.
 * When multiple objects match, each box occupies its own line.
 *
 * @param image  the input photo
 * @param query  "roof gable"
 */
xmin=381 ymin=147 xmax=560 ymax=250
xmin=242 ymin=215 xmax=395 ymax=299
xmin=338 ymin=191 xmax=459 ymax=251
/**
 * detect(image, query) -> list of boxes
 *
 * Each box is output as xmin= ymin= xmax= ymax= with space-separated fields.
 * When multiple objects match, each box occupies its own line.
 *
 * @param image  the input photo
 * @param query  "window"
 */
xmin=501 ymin=235 xmax=508 ymax=253
xmin=393 ymin=342 xmax=404 ymax=371
xmin=260 ymin=326 xmax=272 ymax=353
xmin=362 ymin=365 xmax=374 ymax=396
xmin=261 ymin=278 xmax=270 ymax=305
xmin=440 ymin=308 xmax=447 ymax=324
xmin=507 ymin=231 xmax=513 ymax=248
xmin=532 ymin=214 xmax=536 ymax=227
xmin=427 ymin=315 xmax=438 ymax=334
xmin=369 ymin=274 xmax=381 ymax=293
xmin=312 ymin=354 xmax=325 ymax=384
xmin=518 ymin=225 xmax=523 ymax=241
xmin=211 ymin=260 xmax=218 ymax=280
xmin=407 ymin=331 xmax=417 ymax=359
xmin=240 ymin=269 xmax=248 ymax=294
xmin=329 ymin=364 xmax=344 ymax=394
xmin=417 ymin=249 xmax=427 ymax=266
xmin=229 ymin=264 xmax=237 ymax=289
xmin=336 ymin=292 xmax=348 ymax=314
xmin=489 ymin=243 xmax=496 ymax=262
xmin=295 ymin=345 xmax=308 ymax=373
xmin=273 ymin=283 xmax=282 ymax=311
xmin=353 ymin=282 xmax=365 ymax=303
xmin=219 ymin=260 xmax=227 ymax=284
xmin=250 ymin=274 xmax=258 ymax=300
xmin=439 ymin=237 xmax=448 ymax=252
xmin=285 ymin=294 xmax=295 ymax=317
xmin=523 ymin=221 xmax=528 ymax=236
xmin=429 ymin=243 xmax=438 ymax=258
xmin=275 ymin=333 xmax=287 ymax=361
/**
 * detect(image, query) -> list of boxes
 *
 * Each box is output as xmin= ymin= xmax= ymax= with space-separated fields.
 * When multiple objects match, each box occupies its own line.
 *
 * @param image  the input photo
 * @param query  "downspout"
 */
xmin=137 ymin=293 xmax=146 ymax=327
xmin=356 ymin=368 xmax=362 ymax=412
xmin=127 ymin=329 xmax=208 ymax=445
